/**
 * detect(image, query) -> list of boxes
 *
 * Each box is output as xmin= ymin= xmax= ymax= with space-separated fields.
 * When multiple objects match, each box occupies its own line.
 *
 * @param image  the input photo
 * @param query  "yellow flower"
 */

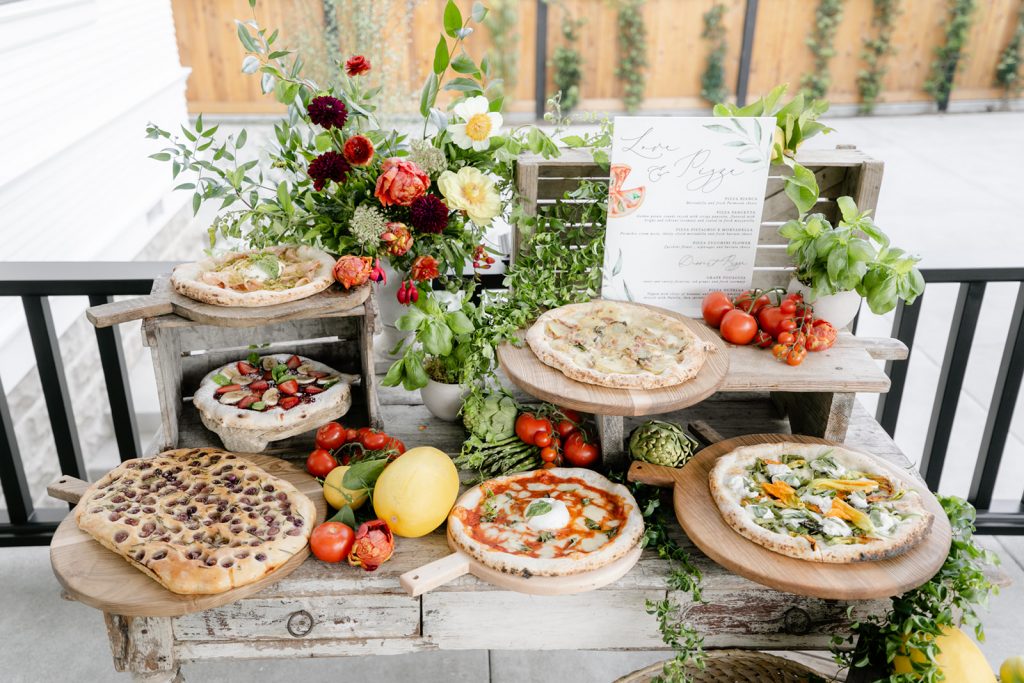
xmin=447 ymin=96 xmax=502 ymax=152
xmin=437 ymin=167 xmax=501 ymax=227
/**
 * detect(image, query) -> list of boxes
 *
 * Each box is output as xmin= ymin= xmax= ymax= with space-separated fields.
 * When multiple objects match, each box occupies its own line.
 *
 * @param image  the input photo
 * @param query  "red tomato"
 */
xmin=316 ymin=423 xmax=347 ymax=451
xmin=515 ymin=413 xmax=553 ymax=446
xmin=534 ymin=432 xmax=552 ymax=448
xmin=780 ymin=299 xmax=797 ymax=315
xmin=540 ymin=446 xmax=559 ymax=463
xmin=777 ymin=331 xmax=795 ymax=345
xmin=719 ymin=309 xmax=759 ymax=345
xmin=359 ymin=429 xmax=389 ymax=451
xmin=757 ymin=306 xmax=792 ymax=339
xmin=310 ymin=521 xmax=355 ymax=563
xmin=286 ymin=355 xmax=302 ymax=370
xmin=384 ymin=436 xmax=406 ymax=455
xmin=806 ymin=319 xmax=838 ymax=352
xmin=563 ymin=432 xmax=599 ymax=468
xmin=237 ymin=361 xmax=258 ymax=375
xmin=306 ymin=448 xmax=338 ymax=478
xmin=277 ymin=379 xmax=299 ymax=395
xmin=753 ymin=329 xmax=774 ymax=348
xmin=787 ymin=344 xmax=808 ymax=366
xmin=772 ymin=343 xmax=789 ymax=360
xmin=701 ymin=291 xmax=734 ymax=328
xmin=555 ymin=420 xmax=578 ymax=438
xmin=779 ymin=319 xmax=797 ymax=333
xmin=557 ymin=407 xmax=582 ymax=424
xmin=345 ymin=428 xmax=359 ymax=443
xmin=279 ymin=396 xmax=300 ymax=410
xmin=734 ymin=290 xmax=771 ymax=316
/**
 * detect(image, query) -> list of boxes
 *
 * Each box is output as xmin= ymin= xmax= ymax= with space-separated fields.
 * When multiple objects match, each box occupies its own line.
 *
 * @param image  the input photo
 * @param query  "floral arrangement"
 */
xmin=147 ymin=0 xmax=557 ymax=391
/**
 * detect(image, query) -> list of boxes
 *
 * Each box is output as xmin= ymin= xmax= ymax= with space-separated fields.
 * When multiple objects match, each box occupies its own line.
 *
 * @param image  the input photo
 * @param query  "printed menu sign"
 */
xmin=601 ymin=116 xmax=775 ymax=316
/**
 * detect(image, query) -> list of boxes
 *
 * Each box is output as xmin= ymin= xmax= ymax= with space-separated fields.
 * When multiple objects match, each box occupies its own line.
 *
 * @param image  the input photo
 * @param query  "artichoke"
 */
xmin=629 ymin=420 xmax=699 ymax=468
xmin=462 ymin=393 xmax=518 ymax=441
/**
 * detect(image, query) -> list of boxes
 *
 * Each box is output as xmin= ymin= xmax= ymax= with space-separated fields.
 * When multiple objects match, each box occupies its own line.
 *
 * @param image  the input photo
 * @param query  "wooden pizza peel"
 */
xmin=48 ymin=453 xmax=327 ymax=617
xmin=628 ymin=433 xmax=952 ymax=600
xmin=86 ymin=276 xmax=370 ymax=329
xmin=497 ymin=304 xmax=729 ymax=416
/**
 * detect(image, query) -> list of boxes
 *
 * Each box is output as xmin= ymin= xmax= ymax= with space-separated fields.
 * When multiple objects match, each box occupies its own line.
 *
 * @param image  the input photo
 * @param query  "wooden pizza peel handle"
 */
xmin=86 ymin=295 xmax=174 ymax=328
xmin=399 ymin=551 xmax=472 ymax=597
xmin=47 ymin=476 xmax=90 ymax=505
xmin=627 ymin=461 xmax=686 ymax=488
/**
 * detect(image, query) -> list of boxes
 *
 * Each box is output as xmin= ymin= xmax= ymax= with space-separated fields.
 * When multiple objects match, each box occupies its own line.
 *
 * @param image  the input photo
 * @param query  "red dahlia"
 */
xmin=308 ymin=151 xmax=351 ymax=191
xmin=307 ymin=95 xmax=348 ymax=129
xmin=343 ymin=135 xmax=374 ymax=167
xmin=345 ymin=55 xmax=371 ymax=77
xmin=409 ymin=194 xmax=450 ymax=234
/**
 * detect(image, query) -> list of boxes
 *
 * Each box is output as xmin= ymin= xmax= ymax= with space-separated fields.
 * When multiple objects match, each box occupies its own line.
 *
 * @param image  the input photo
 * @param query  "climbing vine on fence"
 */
xmin=857 ymin=0 xmax=900 ymax=113
xmin=701 ymin=3 xmax=728 ymax=105
xmin=925 ymin=0 xmax=977 ymax=108
xmin=551 ymin=1 xmax=585 ymax=112
xmin=801 ymin=0 xmax=845 ymax=100
xmin=995 ymin=3 xmax=1024 ymax=98
xmin=615 ymin=0 xmax=648 ymax=113
xmin=483 ymin=0 xmax=519 ymax=89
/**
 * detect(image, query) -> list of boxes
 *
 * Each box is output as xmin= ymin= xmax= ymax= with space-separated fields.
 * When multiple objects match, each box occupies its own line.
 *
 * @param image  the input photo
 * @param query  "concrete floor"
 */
xmin=3 ymin=111 xmax=1023 ymax=681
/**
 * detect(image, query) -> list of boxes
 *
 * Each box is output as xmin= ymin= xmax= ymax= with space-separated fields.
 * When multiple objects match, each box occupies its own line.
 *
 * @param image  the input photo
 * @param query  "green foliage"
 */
xmin=995 ymin=4 xmax=1024 ymax=97
xmin=550 ymin=2 xmax=585 ymax=112
xmin=779 ymin=196 xmax=925 ymax=314
xmin=857 ymin=0 xmax=900 ymax=113
xmin=700 ymin=3 xmax=728 ymax=105
xmin=925 ymin=0 xmax=977 ymax=107
xmin=801 ymin=0 xmax=845 ymax=100
xmin=832 ymin=496 xmax=1000 ymax=682
xmin=483 ymin=0 xmax=519 ymax=89
xmin=615 ymin=0 xmax=648 ymax=113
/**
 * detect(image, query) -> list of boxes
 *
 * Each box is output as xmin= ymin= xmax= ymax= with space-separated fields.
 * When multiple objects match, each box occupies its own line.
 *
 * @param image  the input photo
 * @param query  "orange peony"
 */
xmin=333 ymin=255 xmax=372 ymax=289
xmin=347 ymin=519 xmax=394 ymax=571
xmin=374 ymin=158 xmax=429 ymax=207
xmin=381 ymin=222 xmax=413 ymax=257
xmin=410 ymin=255 xmax=440 ymax=282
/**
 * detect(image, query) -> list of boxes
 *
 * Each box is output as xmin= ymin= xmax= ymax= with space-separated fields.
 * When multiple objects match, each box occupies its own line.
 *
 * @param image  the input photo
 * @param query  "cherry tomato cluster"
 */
xmin=396 ymin=280 xmax=419 ymax=305
xmin=702 ymin=289 xmax=837 ymax=367
xmin=305 ymin=423 xmax=406 ymax=478
xmin=515 ymin=407 xmax=599 ymax=469
xmin=472 ymin=245 xmax=496 ymax=270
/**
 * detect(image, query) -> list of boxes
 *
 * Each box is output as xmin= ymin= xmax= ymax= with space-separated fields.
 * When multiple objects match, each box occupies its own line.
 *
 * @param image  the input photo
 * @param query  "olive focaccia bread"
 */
xmin=75 ymin=448 xmax=315 ymax=594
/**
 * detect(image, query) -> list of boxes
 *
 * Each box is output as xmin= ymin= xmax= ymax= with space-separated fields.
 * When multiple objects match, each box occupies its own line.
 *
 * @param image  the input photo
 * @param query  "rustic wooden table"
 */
xmin=85 ymin=382 xmax=906 ymax=682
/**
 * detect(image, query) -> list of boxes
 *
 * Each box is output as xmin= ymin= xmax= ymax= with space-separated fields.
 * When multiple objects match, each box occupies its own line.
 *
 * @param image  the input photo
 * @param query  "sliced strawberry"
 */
xmin=249 ymin=380 xmax=269 ymax=391
xmin=215 ymin=384 xmax=242 ymax=394
xmin=286 ymin=355 xmax=302 ymax=370
xmin=237 ymin=395 xmax=259 ymax=410
xmin=278 ymin=379 xmax=299 ymax=395
xmin=304 ymin=385 xmax=324 ymax=395
xmin=279 ymin=396 xmax=300 ymax=410
xmin=307 ymin=370 xmax=328 ymax=379
xmin=237 ymin=361 xmax=258 ymax=375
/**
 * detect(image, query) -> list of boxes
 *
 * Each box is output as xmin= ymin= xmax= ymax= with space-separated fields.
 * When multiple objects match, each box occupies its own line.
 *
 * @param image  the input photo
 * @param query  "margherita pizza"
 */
xmin=525 ymin=300 xmax=713 ymax=389
xmin=448 ymin=468 xmax=644 ymax=577
xmin=709 ymin=443 xmax=933 ymax=563
xmin=75 ymin=448 xmax=316 ymax=595
xmin=171 ymin=246 xmax=335 ymax=307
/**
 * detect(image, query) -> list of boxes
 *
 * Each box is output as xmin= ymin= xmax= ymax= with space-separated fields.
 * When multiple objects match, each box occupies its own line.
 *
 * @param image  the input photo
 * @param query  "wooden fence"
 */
xmin=171 ymin=0 xmax=1024 ymax=115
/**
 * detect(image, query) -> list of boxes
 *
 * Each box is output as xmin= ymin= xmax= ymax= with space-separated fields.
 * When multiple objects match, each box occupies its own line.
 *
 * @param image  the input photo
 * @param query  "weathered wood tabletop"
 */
xmin=90 ymin=380 xmax=911 ymax=682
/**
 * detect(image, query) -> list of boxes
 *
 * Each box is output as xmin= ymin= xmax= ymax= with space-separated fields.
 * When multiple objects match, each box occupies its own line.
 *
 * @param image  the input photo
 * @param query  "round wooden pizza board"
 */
xmin=497 ymin=305 xmax=729 ymax=416
xmin=398 ymin=527 xmax=643 ymax=597
xmin=628 ymin=434 xmax=952 ymax=600
xmin=49 ymin=454 xmax=327 ymax=617
xmin=86 ymin=276 xmax=370 ymax=329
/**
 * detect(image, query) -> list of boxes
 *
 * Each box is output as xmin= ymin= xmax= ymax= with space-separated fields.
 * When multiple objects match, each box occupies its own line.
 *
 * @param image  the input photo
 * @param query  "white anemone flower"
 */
xmin=447 ymin=96 xmax=503 ymax=151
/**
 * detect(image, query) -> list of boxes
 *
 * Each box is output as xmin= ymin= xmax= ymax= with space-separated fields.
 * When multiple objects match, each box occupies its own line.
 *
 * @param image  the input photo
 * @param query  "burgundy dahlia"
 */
xmin=308 ymin=151 xmax=351 ymax=191
xmin=345 ymin=55 xmax=371 ymax=77
xmin=343 ymin=135 xmax=375 ymax=167
xmin=409 ymin=194 xmax=450 ymax=234
xmin=307 ymin=95 xmax=348 ymax=129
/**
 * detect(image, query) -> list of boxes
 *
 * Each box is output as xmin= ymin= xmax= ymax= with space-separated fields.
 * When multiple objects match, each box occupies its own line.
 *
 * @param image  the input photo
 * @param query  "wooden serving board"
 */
xmin=398 ymin=527 xmax=642 ymax=597
xmin=497 ymin=307 xmax=729 ymax=416
xmin=87 ymin=276 xmax=369 ymax=328
xmin=49 ymin=454 xmax=327 ymax=617
xmin=628 ymin=434 xmax=952 ymax=600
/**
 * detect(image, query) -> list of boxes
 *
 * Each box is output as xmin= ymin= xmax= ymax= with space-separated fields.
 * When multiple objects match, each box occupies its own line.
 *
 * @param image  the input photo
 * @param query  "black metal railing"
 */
xmin=0 ymin=262 xmax=171 ymax=545
xmin=877 ymin=267 xmax=1024 ymax=534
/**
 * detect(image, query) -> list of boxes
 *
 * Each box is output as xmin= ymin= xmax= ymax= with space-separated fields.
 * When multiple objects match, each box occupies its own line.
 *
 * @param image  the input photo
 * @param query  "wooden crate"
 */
xmin=514 ymin=144 xmax=884 ymax=290
xmin=141 ymin=283 xmax=382 ymax=453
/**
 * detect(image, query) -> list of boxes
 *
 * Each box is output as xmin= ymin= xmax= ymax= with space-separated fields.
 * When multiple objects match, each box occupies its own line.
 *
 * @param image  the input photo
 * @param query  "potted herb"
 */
xmin=780 ymin=196 xmax=924 ymax=327
xmin=382 ymin=288 xmax=476 ymax=421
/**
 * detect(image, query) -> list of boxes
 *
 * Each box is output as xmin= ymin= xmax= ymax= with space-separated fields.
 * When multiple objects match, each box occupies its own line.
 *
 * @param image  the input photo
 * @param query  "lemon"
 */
xmin=372 ymin=447 xmax=459 ymax=537
xmin=323 ymin=466 xmax=368 ymax=510
xmin=1001 ymin=655 xmax=1024 ymax=683
xmin=892 ymin=625 xmax=995 ymax=683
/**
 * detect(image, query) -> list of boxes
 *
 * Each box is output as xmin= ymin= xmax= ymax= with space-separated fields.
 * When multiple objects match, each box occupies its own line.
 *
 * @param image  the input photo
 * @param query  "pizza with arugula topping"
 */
xmin=171 ymin=246 xmax=335 ymax=307
xmin=447 ymin=468 xmax=644 ymax=577
xmin=709 ymin=443 xmax=933 ymax=563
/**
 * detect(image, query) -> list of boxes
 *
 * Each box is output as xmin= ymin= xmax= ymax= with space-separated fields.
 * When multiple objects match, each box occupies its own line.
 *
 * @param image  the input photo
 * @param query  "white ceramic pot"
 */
xmin=787 ymin=278 xmax=862 ymax=329
xmin=420 ymin=379 xmax=468 ymax=422
xmin=376 ymin=261 xmax=412 ymax=357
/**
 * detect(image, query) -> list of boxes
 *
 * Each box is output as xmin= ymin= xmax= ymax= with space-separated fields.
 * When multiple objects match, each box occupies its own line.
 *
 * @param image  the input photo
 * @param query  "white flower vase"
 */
xmin=420 ymin=379 xmax=468 ymax=422
xmin=787 ymin=278 xmax=862 ymax=329
xmin=376 ymin=261 xmax=412 ymax=358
